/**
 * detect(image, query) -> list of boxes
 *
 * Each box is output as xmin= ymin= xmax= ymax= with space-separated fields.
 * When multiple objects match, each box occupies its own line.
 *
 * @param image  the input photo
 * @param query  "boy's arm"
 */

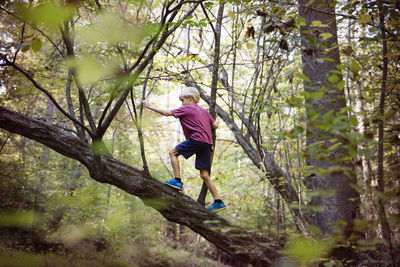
xmin=212 ymin=116 xmax=220 ymax=129
xmin=142 ymin=100 xmax=173 ymax=116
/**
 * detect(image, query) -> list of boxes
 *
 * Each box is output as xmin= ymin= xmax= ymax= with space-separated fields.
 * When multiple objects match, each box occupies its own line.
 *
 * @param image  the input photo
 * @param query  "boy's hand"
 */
xmin=212 ymin=115 xmax=220 ymax=129
xmin=141 ymin=99 xmax=173 ymax=116
xmin=141 ymin=99 xmax=151 ymax=108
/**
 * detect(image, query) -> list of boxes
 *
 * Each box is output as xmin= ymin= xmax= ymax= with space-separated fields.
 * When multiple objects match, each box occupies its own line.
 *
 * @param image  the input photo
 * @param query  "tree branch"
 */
xmin=59 ymin=22 xmax=97 ymax=132
xmin=1 ymin=56 xmax=93 ymax=136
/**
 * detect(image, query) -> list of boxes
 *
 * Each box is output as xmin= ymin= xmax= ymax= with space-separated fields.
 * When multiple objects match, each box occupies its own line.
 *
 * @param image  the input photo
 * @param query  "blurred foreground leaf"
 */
xmin=19 ymin=3 xmax=75 ymax=29
xmin=0 ymin=210 xmax=37 ymax=228
xmin=283 ymin=235 xmax=335 ymax=265
xmin=30 ymin=38 xmax=42 ymax=52
xmin=80 ymin=11 xmax=160 ymax=46
xmin=142 ymin=197 xmax=173 ymax=211
xmin=65 ymin=56 xmax=110 ymax=85
xmin=57 ymin=224 xmax=88 ymax=245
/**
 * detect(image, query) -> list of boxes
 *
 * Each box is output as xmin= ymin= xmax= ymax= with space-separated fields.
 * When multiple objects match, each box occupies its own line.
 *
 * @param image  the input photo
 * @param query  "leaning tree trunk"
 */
xmin=298 ymin=0 xmax=360 ymax=235
xmin=0 ymin=106 xmax=279 ymax=266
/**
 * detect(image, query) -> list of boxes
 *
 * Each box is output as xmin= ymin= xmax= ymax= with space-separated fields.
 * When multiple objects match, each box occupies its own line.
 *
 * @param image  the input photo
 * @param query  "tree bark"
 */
xmin=298 ymin=0 xmax=360 ymax=234
xmin=0 ymin=106 xmax=279 ymax=266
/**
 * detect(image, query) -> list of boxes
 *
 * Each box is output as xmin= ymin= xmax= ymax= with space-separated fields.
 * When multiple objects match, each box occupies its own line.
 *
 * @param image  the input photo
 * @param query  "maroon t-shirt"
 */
xmin=171 ymin=104 xmax=215 ymax=146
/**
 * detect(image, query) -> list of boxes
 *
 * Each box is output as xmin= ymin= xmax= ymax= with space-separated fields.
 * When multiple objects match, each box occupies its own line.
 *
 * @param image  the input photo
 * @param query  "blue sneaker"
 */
xmin=208 ymin=201 xmax=226 ymax=212
xmin=164 ymin=179 xmax=183 ymax=191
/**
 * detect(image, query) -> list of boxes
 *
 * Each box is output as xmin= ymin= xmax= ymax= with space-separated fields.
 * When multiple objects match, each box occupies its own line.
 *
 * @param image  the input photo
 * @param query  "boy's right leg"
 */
xmin=165 ymin=140 xmax=198 ymax=190
xmin=199 ymin=169 xmax=226 ymax=212
xmin=169 ymin=149 xmax=181 ymax=178
xmin=164 ymin=149 xmax=183 ymax=190
xmin=199 ymin=169 xmax=220 ymax=200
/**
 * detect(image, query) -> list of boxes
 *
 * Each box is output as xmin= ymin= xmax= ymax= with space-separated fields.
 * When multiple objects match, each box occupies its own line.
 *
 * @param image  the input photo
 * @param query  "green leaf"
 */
xmin=349 ymin=59 xmax=361 ymax=76
xmin=311 ymin=20 xmax=328 ymax=27
xmin=294 ymin=126 xmax=304 ymax=134
xmin=285 ymin=96 xmax=304 ymax=107
xmin=21 ymin=44 xmax=30 ymax=52
xmin=246 ymin=42 xmax=256 ymax=49
xmin=328 ymin=74 xmax=339 ymax=84
xmin=320 ymin=33 xmax=333 ymax=40
xmin=368 ymin=27 xmax=378 ymax=33
xmin=307 ymin=189 xmax=337 ymax=198
xmin=81 ymin=12 xmax=158 ymax=45
xmin=310 ymin=91 xmax=324 ymax=99
xmin=297 ymin=17 xmax=306 ymax=27
xmin=310 ymin=205 xmax=325 ymax=212
xmin=66 ymin=56 xmax=110 ymax=84
xmin=358 ymin=14 xmax=372 ymax=24
xmin=322 ymin=57 xmax=335 ymax=62
xmin=349 ymin=116 xmax=358 ymax=126
xmin=283 ymin=236 xmax=335 ymax=264
xmin=336 ymin=80 xmax=345 ymax=90
xmin=142 ymin=197 xmax=172 ymax=211
xmin=91 ymin=140 xmax=110 ymax=156
xmin=327 ymin=142 xmax=341 ymax=151
xmin=31 ymin=38 xmax=42 ymax=52
xmin=20 ymin=3 xmax=75 ymax=28
xmin=228 ymin=10 xmax=235 ymax=20
xmin=294 ymin=72 xmax=310 ymax=82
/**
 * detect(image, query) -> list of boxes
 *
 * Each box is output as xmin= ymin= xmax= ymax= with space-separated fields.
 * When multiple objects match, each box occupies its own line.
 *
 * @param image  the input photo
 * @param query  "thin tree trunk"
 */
xmin=276 ymin=191 xmax=281 ymax=245
xmin=376 ymin=1 xmax=392 ymax=248
xmin=197 ymin=0 xmax=224 ymax=205
xmin=100 ymin=127 xmax=117 ymax=234
xmin=354 ymin=82 xmax=377 ymax=239
xmin=33 ymin=99 xmax=54 ymax=211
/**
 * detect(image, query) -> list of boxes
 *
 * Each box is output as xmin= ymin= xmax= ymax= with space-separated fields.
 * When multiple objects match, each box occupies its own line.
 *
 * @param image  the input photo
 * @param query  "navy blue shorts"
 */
xmin=175 ymin=138 xmax=212 ymax=171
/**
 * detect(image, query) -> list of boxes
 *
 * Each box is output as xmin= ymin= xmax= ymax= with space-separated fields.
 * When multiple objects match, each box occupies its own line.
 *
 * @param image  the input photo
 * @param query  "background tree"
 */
xmin=298 ymin=0 xmax=360 ymax=236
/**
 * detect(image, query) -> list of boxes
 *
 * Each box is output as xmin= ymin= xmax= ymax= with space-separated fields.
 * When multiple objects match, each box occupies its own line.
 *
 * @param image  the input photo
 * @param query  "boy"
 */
xmin=141 ymin=87 xmax=226 ymax=211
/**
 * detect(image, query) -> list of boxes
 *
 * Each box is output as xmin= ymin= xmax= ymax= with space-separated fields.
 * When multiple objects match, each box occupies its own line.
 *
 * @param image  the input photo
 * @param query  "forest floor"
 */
xmin=0 ymin=228 xmax=231 ymax=267
xmin=1 ymin=227 xmax=399 ymax=267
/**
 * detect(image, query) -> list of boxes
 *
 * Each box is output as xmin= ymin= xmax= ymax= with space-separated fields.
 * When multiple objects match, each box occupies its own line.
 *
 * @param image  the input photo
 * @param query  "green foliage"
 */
xmin=80 ymin=11 xmax=159 ymax=46
xmin=283 ymin=235 xmax=335 ymax=265
xmin=18 ymin=3 xmax=75 ymax=29
xmin=66 ymin=56 xmax=111 ymax=85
